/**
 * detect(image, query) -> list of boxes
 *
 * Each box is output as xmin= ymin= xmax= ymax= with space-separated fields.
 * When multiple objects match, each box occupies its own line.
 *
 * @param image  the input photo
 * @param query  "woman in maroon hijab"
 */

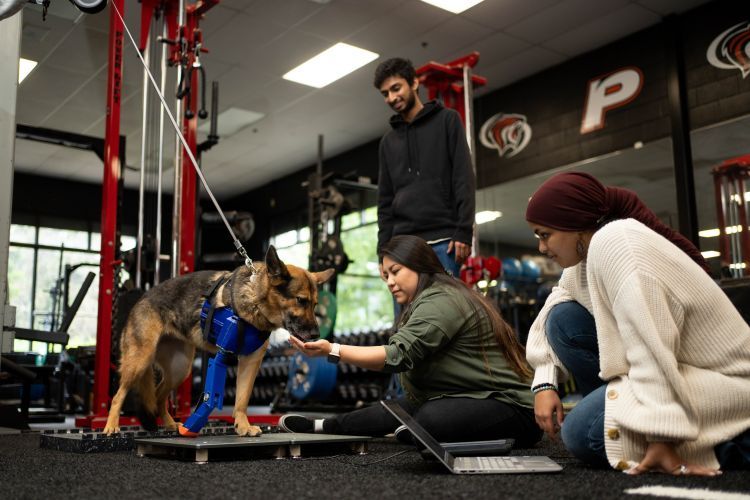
xmin=525 ymin=171 xmax=750 ymax=476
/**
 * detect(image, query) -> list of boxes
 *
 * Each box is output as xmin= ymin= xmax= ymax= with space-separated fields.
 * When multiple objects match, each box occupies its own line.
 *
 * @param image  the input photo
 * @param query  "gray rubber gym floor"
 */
xmin=1 ymin=428 xmax=748 ymax=499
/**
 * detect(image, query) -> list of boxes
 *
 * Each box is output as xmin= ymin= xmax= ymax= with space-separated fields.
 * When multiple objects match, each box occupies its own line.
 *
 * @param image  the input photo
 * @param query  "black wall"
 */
xmin=12 ymin=171 xmax=176 ymax=252
xmin=473 ymin=24 xmax=671 ymax=188
xmin=683 ymin=2 xmax=750 ymax=128
xmin=472 ymin=0 xmax=750 ymax=189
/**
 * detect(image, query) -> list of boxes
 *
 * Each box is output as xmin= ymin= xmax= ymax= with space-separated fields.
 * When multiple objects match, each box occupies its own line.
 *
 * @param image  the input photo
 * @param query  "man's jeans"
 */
xmin=430 ymin=240 xmax=460 ymax=277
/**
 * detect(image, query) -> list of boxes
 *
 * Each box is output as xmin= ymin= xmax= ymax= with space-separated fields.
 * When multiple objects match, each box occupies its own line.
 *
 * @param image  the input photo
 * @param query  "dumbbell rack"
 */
xmin=270 ymin=328 xmax=396 ymax=412
xmin=190 ymin=344 xmax=292 ymax=407
xmin=185 ymin=328 xmax=397 ymax=413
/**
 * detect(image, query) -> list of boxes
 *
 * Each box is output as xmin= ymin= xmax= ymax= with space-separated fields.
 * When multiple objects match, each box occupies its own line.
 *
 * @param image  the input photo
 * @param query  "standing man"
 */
xmin=374 ymin=57 xmax=475 ymax=277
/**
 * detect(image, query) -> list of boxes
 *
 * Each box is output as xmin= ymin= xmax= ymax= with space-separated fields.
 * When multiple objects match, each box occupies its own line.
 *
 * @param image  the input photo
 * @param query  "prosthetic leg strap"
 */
xmin=202 ymin=274 xmax=231 ymax=342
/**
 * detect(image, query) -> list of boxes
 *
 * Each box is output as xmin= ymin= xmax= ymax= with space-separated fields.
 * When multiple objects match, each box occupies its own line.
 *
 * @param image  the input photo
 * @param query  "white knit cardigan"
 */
xmin=526 ymin=219 xmax=750 ymax=469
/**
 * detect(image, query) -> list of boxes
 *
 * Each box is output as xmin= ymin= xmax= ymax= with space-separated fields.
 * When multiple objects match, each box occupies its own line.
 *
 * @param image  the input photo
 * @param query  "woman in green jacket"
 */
xmin=283 ymin=235 xmax=541 ymax=446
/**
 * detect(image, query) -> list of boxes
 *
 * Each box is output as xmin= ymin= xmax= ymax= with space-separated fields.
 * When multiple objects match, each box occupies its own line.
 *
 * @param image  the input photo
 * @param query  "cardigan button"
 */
xmin=607 ymin=428 xmax=620 ymax=440
xmin=607 ymin=389 xmax=618 ymax=400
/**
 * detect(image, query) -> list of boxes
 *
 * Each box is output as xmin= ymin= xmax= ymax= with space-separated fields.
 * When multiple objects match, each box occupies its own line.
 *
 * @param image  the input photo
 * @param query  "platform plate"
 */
xmin=39 ymin=423 xmax=274 ymax=453
xmin=134 ymin=432 xmax=371 ymax=462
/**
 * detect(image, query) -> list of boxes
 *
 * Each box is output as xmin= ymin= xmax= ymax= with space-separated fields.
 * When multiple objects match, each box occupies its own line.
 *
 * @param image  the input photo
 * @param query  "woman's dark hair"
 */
xmin=378 ymin=235 xmax=531 ymax=380
xmin=373 ymin=57 xmax=417 ymax=89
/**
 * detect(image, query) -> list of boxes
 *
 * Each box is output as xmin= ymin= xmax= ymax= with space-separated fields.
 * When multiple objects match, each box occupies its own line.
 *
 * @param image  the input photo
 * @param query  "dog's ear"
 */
xmin=312 ymin=268 xmax=335 ymax=285
xmin=265 ymin=245 xmax=290 ymax=279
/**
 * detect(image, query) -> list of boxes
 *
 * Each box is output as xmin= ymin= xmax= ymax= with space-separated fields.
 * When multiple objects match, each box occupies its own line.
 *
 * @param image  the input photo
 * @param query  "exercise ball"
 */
xmin=521 ymin=258 xmax=541 ymax=280
xmin=501 ymin=258 xmax=523 ymax=280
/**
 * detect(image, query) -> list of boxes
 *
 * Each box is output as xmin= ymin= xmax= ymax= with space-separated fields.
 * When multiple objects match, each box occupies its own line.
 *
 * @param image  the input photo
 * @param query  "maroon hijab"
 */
xmin=526 ymin=172 xmax=710 ymax=273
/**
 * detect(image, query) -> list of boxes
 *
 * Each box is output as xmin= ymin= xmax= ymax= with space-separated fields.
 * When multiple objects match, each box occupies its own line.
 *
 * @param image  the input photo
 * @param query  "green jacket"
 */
xmin=383 ymin=282 xmax=533 ymax=409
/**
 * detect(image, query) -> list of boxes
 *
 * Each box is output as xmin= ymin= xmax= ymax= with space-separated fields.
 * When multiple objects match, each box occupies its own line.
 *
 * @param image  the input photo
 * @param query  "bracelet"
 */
xmin=532 ymin=383 xmax=557 ymax=394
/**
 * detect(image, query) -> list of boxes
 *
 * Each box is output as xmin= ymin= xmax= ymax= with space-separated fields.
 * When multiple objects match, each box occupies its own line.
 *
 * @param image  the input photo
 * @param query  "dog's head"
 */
xmin=238 ymin=246 xmax=334 ymax=342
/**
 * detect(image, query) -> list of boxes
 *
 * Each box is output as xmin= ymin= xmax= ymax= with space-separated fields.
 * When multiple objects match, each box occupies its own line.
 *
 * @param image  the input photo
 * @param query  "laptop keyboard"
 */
xmin=460 ymin=456 xmax=528 ymax=470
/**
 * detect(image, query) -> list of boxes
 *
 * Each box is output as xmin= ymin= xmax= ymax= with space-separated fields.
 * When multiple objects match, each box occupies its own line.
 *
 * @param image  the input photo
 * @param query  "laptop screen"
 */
xmin=381 ymin=400 xmax=455 ymax=468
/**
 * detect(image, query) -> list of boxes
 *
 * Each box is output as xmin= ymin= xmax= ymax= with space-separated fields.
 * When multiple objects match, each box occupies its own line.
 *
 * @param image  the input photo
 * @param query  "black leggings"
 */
xmin=323 ymin=397 xmax=542 ymax=447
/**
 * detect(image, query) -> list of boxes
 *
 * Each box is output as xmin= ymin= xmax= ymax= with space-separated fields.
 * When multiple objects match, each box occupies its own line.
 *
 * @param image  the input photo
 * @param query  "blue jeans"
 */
xmin=430 ymin=240 xmax=460 ymax=277
xmin=547 ymin=301 xmax=750 ymax=469
xmin=546 ymin=302 xmax=609 ymax=468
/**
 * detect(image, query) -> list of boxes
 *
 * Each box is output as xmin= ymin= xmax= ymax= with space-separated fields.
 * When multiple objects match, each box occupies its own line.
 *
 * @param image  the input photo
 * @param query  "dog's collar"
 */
xmin=202 ymin=271 xmax=239 ymax=312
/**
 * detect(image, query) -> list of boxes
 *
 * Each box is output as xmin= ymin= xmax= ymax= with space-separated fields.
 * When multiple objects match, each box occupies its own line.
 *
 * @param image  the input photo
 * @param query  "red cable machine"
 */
xmin=416 ymin=52 xmax=486 ymax=129
xmin=81 ymin=0 xmax=217 ymax=428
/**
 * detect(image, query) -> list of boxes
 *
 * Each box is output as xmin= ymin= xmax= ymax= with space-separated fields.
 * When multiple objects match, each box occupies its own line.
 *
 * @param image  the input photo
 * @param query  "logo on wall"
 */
xmin=479 ymin=113 xmax=532 ymax=158
xmin=706 ymin=21 xmax=750 ymax=78
xmin=580 ymin=67 xmax=643 ymax=134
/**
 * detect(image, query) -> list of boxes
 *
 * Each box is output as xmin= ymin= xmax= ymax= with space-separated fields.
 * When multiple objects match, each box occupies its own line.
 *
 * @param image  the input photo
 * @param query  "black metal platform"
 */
xmin=38 ymin=423 xmax=276 ymax=453
xmin=134 ymin=433 xmax=370 ymax=463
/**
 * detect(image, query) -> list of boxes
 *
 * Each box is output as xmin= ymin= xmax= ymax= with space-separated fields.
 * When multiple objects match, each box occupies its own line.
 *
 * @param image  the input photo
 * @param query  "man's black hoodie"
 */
xmin=377 ymin=100 xmax=475 ymax=252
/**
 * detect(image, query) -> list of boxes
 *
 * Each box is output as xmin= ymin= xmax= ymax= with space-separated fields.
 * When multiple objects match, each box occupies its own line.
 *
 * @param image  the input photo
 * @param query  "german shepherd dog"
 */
xmin=103 ymin=246 xmax=333 ymax=436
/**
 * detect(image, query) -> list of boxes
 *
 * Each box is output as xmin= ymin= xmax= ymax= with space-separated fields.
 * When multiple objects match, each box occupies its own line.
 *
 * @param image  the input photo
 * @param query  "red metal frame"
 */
xmin=416 ymin=52 xmax=486 ymax=125
xmin=174 ymin=2 xmax=206 ymax=418
xmin=90 ymin=0 xmax=125 ymax=422
xmin=712 ymin=154 xmax=750 ymax=277
xmin=81 ymin=0 xmax=219 ymax=429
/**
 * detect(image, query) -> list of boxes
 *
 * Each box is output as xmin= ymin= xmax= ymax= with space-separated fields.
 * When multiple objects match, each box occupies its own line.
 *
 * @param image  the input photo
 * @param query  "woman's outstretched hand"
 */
xmin=626 ymin=442 xmax=722 ymax=476
xmin=534 ymin=389 xmax=564 ymax=440
xmin=288 ymin=335 xmax=331 ymax=357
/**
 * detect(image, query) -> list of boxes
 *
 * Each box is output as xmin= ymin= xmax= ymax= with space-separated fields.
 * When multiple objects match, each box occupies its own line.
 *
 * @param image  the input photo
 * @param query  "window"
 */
xmin=270 ymin=228 xmax=309 ymax=268
xmin=336 ymin=223 xmax=392 ymax=332
xmin=7 ymin=246 xmax=33 ymax=331
xmin=270 ymin=208 xmax=393 ymax=334
xmin=7 ymin=224 xmax=124 ymax=354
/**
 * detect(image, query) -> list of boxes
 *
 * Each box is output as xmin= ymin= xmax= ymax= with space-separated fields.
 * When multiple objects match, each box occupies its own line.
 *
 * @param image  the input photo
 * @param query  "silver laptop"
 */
xmin=381 ymin=400 xmax=562 ymax=474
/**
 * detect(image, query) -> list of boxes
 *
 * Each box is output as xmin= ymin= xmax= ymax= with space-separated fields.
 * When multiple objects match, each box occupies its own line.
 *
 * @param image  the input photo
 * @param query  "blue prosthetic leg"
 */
xmin=179 ymin=301 xmax=269 ymax=437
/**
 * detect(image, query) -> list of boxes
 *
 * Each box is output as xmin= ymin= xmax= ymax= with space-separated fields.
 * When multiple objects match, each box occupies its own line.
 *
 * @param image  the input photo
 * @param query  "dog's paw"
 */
xmin=102 ymin=425 xmax=120 ymax=435
xmin=234 ymin=421 xmax=263 ymax=437
xmin=161 ymin=414 xmax=178 ymax=431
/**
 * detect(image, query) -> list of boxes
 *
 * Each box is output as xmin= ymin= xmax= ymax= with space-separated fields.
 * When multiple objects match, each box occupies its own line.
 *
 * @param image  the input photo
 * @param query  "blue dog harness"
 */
xmin=199 ymin=300 xmax=269 ymax=356
xmin=179 ymin=273 xmax=270 ymax=436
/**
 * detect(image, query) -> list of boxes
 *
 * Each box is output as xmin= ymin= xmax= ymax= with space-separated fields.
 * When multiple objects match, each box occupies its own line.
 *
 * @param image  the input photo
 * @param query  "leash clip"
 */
xmin=234 ymin=241 xmax=257 ymax=274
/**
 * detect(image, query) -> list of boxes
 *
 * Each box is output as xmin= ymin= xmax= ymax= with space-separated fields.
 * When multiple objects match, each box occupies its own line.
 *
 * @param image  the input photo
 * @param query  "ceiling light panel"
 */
xmin=283 ymin=43 xmax=379 ymax=88
xmin=420 ymin=0 xmax=485 ymax=14
xmin=18 ymin=58 xmax=37 ymax=84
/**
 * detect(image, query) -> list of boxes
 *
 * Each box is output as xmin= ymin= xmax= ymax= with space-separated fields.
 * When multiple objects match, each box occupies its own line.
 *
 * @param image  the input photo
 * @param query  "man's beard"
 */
xmin=393 ymin=89 xmax=417 ymax=115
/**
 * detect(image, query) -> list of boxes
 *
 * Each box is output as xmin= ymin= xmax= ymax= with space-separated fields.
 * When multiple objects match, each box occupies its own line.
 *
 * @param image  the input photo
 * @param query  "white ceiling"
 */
xmin=12 ymin=0 xmax=712 ymax=200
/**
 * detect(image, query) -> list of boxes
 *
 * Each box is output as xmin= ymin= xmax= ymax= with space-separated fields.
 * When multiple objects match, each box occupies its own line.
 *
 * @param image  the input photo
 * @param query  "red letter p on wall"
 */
xmin=580 ymin=67 xmax=644 ymax=134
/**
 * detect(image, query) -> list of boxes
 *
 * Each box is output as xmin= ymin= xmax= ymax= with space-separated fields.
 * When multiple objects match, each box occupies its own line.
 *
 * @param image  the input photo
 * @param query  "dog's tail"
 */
xmin=134 ymin=370 xmax=159 ymax=432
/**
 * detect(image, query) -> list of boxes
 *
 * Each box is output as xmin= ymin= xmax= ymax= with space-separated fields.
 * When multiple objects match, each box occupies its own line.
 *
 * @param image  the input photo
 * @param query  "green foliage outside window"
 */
xmin=336 ymin=223 xmax=392 ymax=332
xmin=271 ymin=208 xmax=393 ymax=335
xmin=7 ymin=225 xmax=111 ymax=353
